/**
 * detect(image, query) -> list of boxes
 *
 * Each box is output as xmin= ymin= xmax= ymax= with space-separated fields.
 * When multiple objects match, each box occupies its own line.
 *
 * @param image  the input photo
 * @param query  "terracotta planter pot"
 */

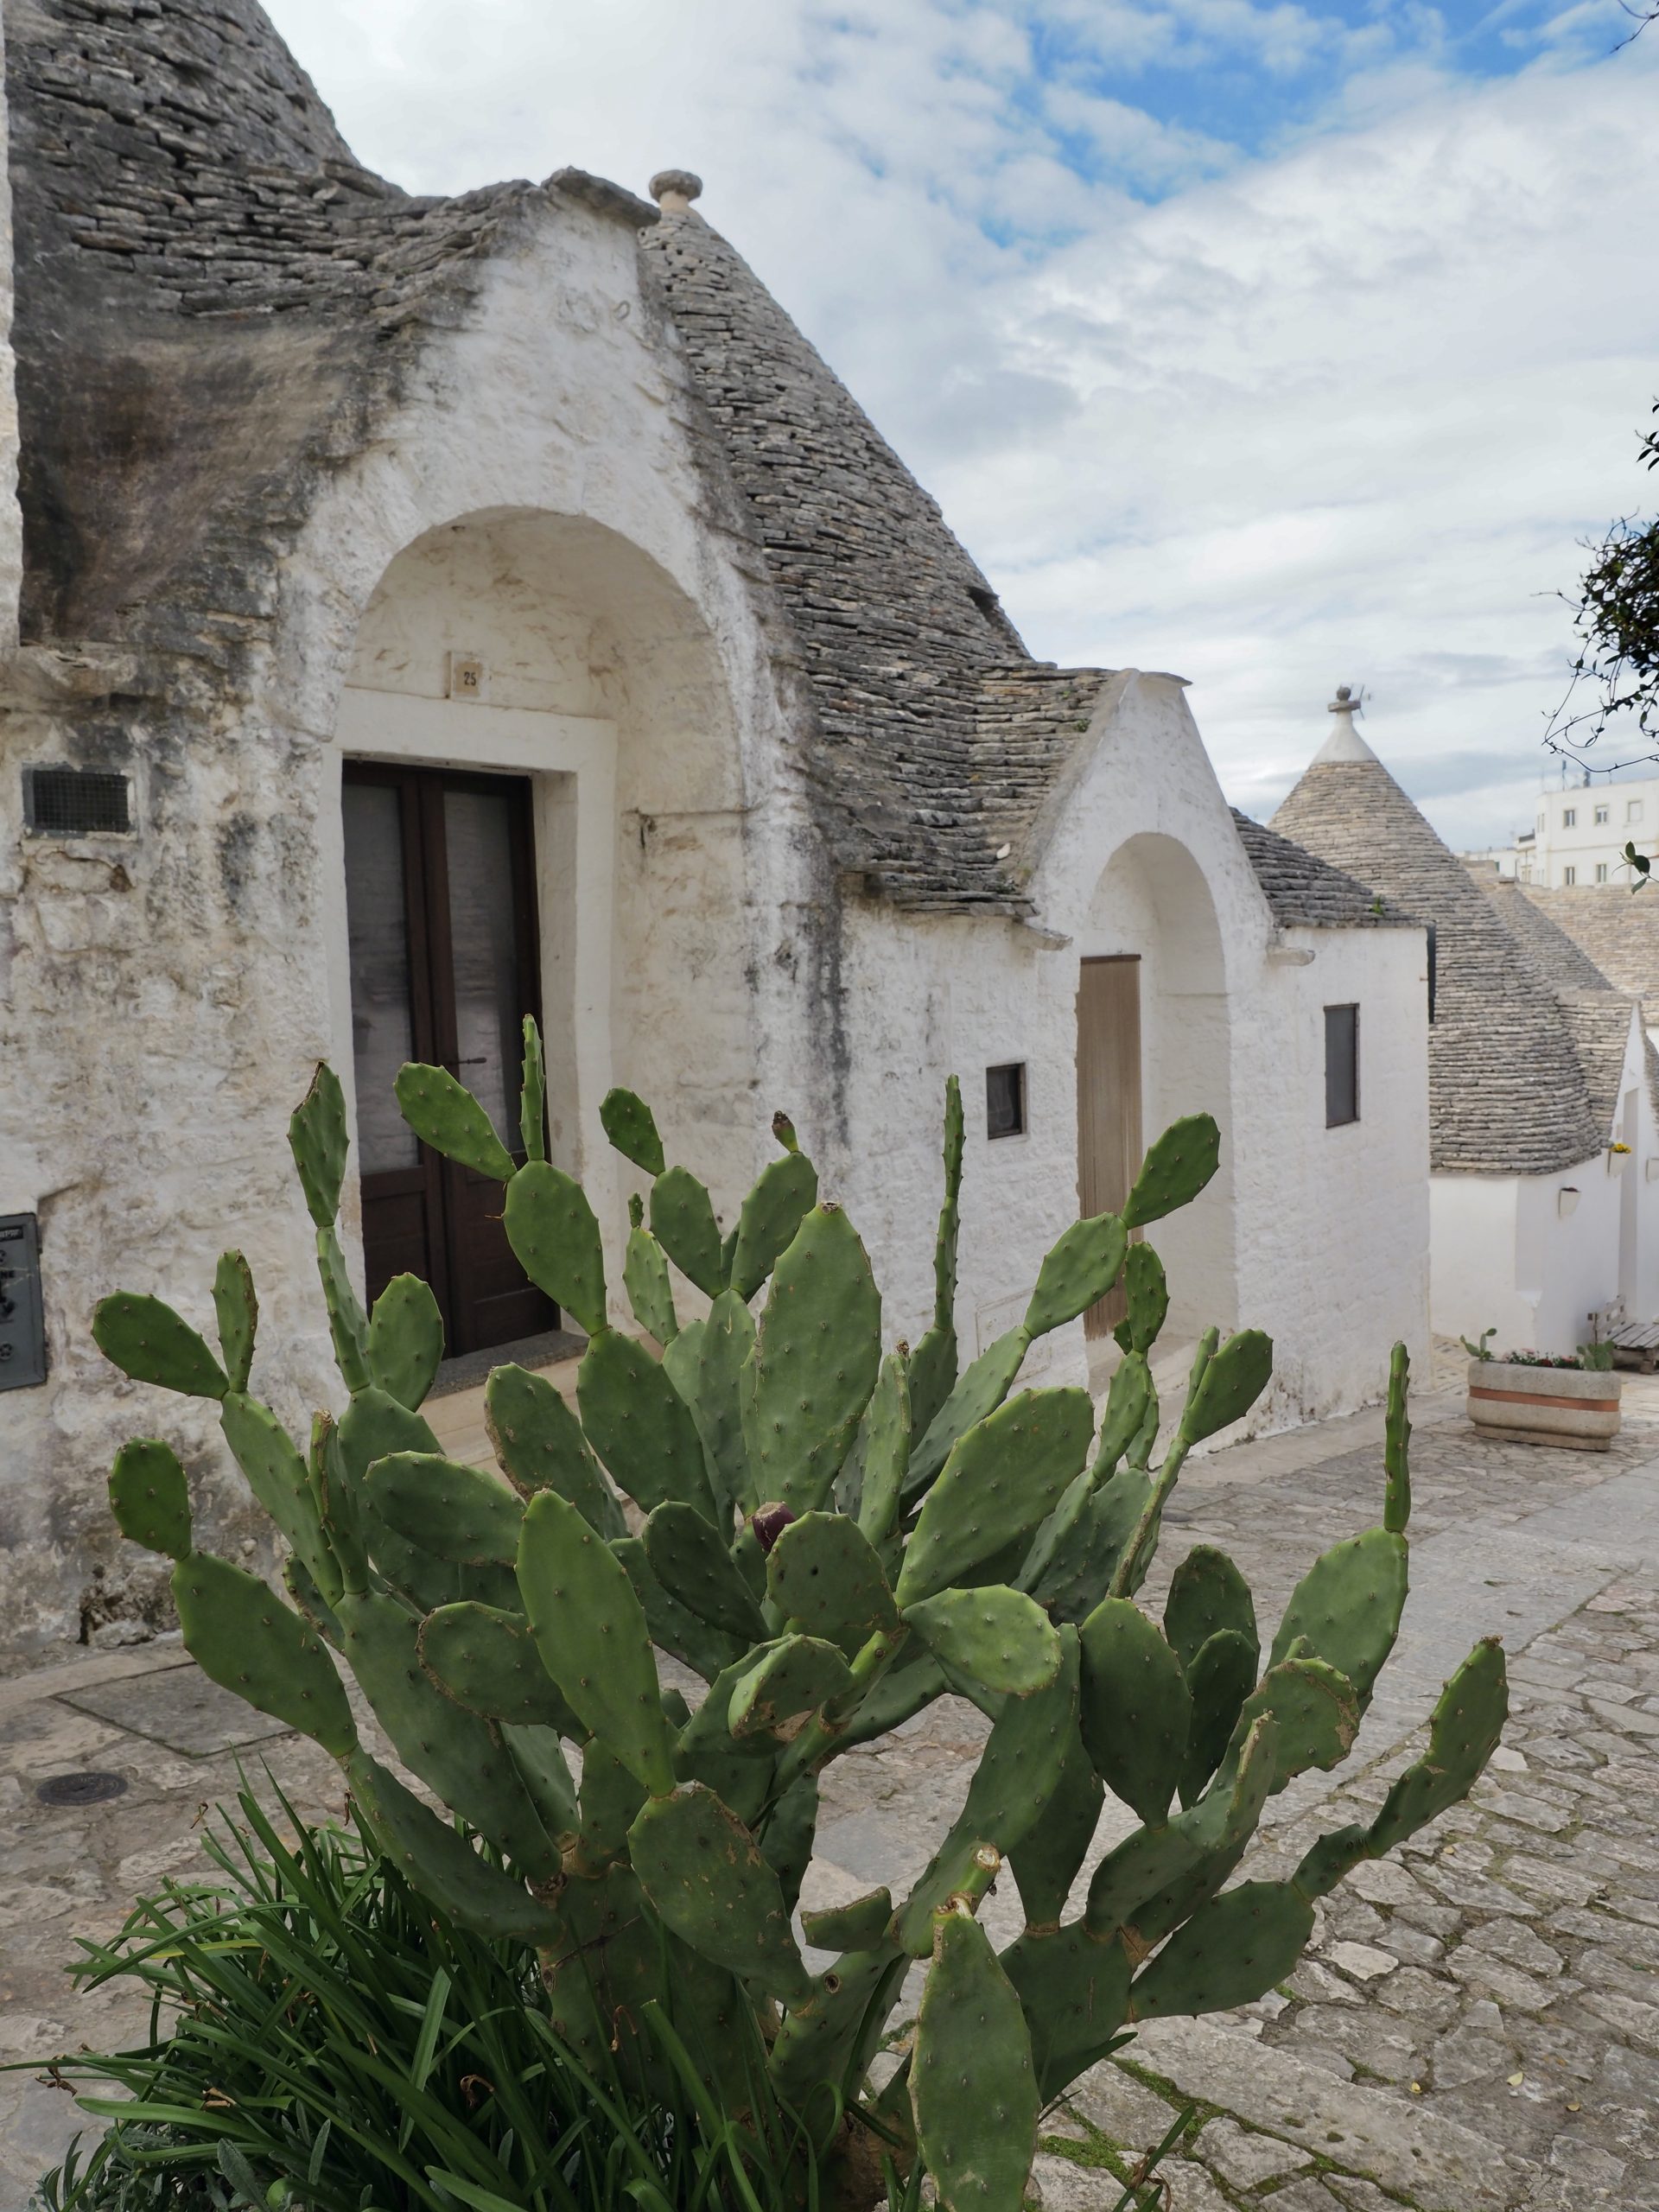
xmin=1466 ymin=1360 xmax=1622 ymax=1451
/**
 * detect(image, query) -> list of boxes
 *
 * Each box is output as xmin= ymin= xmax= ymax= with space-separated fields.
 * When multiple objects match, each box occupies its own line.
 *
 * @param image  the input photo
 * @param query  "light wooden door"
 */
xmin=1077 ymin=955 xmax=1142 ymax=1338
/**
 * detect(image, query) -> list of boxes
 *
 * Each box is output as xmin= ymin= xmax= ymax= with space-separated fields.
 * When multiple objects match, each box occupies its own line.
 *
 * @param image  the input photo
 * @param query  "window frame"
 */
xmin=1564 ymin=866 xmax=1577 ymax=886
xmin=1324 ymin=1003 xmax=1360 ymax=1129
xmin=1563 ymin=808 xmax=1577 ymax=829
xmin=985 ymin=1062 xmax=1027 ymax=1141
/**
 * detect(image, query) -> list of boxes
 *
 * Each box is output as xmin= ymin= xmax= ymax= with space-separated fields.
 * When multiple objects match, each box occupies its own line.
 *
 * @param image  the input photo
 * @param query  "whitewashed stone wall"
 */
xmin=1431 ymin=1007 xmax=1659 ymax=1353
xmin=834 ymin=672 xmax=1431 ymax=1434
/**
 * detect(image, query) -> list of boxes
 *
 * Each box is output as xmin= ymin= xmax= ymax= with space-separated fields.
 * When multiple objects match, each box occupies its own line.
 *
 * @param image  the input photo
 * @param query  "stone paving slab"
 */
xmin=4 ymin=1383 xmax=1659 ymax=2209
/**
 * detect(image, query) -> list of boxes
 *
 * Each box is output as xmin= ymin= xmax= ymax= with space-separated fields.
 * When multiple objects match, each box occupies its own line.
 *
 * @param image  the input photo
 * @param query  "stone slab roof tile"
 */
xmin=1230 ymin=810 xmax=1416 ymax=929
xmin=639 ymin=209 xmax=1108 ymax=912
xmin=1479 ymin=877 xmax=1618 ymax=994
xmin=1516 ymin=883 xmax=1659 ymax=1012
xmin=11 ymin=0 xmax=1140 ymax=910
xmin=1272 ymin=755 xmax=1604 ymax=1177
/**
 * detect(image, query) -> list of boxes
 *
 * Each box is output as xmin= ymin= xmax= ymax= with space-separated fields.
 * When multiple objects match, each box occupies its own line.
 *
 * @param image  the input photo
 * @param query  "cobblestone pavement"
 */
xmin=5 ymin=1377 xmax=1659 ymax=2210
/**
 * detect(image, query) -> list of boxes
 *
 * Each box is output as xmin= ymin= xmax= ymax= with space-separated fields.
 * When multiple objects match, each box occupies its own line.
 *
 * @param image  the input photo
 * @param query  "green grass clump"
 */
xmin=23 ymin=1785 xmax=824 ymax=2212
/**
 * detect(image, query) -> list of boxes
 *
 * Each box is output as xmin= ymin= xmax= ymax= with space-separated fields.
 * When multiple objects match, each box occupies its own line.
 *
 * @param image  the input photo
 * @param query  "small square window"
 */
xmin=1630 ymin=800 xmax=1645 ymax=824
xmin=986 ymin=1063 xmax=1027 ymax=1140
xmin=1564 ymin=866 xmax=1577 ymax=886
xmin=22 ymin=764 xmax=131 ymax=836
xmin=1597 ymin=862 xmax=1609 ymax=883
xmin=1564 ymin=808 xmax=1577 ymax=828
xmin=1595 ymin=805 xmax=1610 ymax=825
xmin=1325 ymin=1004 xmax=1359 ymax=1128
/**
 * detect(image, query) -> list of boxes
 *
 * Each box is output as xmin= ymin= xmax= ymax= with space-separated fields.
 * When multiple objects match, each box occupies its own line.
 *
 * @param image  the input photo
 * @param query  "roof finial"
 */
xmin=1329 ymin=683 xmax=1361 ymax=715
xmin=649 ymin=169 xmax=703 ymax=216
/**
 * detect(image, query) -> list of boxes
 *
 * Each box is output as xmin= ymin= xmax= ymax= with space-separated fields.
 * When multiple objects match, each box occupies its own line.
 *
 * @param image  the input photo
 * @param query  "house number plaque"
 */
xmin=0 ymin=1213 xmax=48 ymax=1389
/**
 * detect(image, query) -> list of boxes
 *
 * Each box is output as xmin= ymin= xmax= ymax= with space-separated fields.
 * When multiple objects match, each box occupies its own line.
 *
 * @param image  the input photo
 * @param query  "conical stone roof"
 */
xmin=1273 ymin=746 xmax=1602 ymax=1174
xmin=8 ymin=0 xmax=1116 ymax=909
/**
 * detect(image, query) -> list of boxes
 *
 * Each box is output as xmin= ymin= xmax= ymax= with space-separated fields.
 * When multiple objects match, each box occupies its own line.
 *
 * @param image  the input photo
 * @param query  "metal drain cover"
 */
xmin=35 ymin=1770 xmax=128 ymax=1808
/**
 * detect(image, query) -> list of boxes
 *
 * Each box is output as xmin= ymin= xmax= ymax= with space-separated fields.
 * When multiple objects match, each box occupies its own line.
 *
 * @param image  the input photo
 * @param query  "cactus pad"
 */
xmin=484 ymin=1362 xmax=623 ymax=1537
xmin=346 ymin=1752 xmax=561 ymax=1945
xmin=395 ymin=1063 xmax=516 ymax=1181
xmin=288 ymin=1062 xmax=349 ymax=1230
xmin=612 ymin=1535 xmax=745 ymax=1684
xmin=645 ymin=1501 xmax=769 ymax=1642
xmin=906 ymin=1586 xmax=1063 ymax=1700
xmin=600 ymin=1086 xmax=666 ymax=1177
xmin=1230 ymin=1656 xmax=1359 ymax=1790
xmin=730 ymin=1150 xmax=819 ymax=1301
xmin=173 ymin=1553 xmax=356 ymax=1758
xmin=94 ymin=1293 xmax=228 ymax=1400
xmin=517 ymin=1489 xmax=677 ymax=1795
xmin=418 ymin=1600 xmax=578 ymax=1731
xmin=1269 ymin=1526 xmax=1408 ymax=1703
xmin=801 ymin=1889 xmax=893 ymax=1953
xmin=1164 ymin=1544 xmax=1257 ymax=1673
xmin=519 ymin=1015 xmax=547 ymax=1164
xmin=729 ymin=1634 xmax=855 ymax=1738
xmin=1078 ymin=1598 xmax=1191 ymax=1827
xmin=854 ymin=1346 xmax=912 ymax=1544
xmin=899 ymin=1632 xmax=1078 ymax=1950
xmin=623 ymin=1223 xmax=678 ymax=1346
xmin=629 ymin=1783 xmax=813 ymax=2001
xmin=1129 ymin=1878 xmax=1313 ymax=2019
xmin=904 ymin=1328 xmax=1028 ymax=1504
xmin=1007 ymin=1729 xmax=1103 ymax=1931
xmin=744 ymin=1205 xmax=881 ymax=1514
xmin=315 ymin=1226 xmax=372 ymax=1394
xmin=898 ymin=1388 xmax=1094 ymax=1606
xmin=1121 ymin=1113 xmax=1221 ymax=1230
xmin=367 ymin=1452 xmax=524 ymax=1565
xmin=767 ymin=1511 xmax=899 ymax=1657
xmin=1023 ymin=1212 xmax=1128 ymax=1338
xmin=1115 ymin=1243 xmax=1168 ymax=1356
xmin=693 ymin=1289 xmax=759 ymax=1516
xmin=505 ymin=1162 xmax=607 ymax=1335
xmin=1365 ymin=1636 xmax=1507 ymax=1854
xmin=219 ymin=1391 xmax=329 ymax=1588
xmin=1001 ymin=1921 xmax=1134 ymax=2101
xmin=366 ymin=1274 xmax=444 ymax=1411
xmin=1179 ymin=1627 xmax=1258 ymax=1807
xmin=650 ymin=1166 xmax=726 ymax=1296
xmin=577 ymin=1330 xmax=715 ymax=1521
xmin=1384 ymin=1341 xmax=1412 ymax=1535
xmin=913 ymin=1907 xmax=1039 ymax=2212
xmin=212 ymin=1251 xmax=257 ymax=1395
xmin=108 ymin=1439 xmax=192 ymax=1561
xmin=1182 ymin=1327 xmax=1273 ymax=1441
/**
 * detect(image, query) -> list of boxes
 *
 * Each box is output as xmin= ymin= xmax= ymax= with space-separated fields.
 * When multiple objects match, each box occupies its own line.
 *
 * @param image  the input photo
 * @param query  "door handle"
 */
xmin=437 ymin=1057 xmax=487 ymax=1069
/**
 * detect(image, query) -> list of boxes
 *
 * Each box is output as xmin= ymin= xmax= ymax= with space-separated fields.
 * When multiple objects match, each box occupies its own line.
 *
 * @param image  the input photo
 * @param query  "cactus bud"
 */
xmin=752 ymin=1501 xmax=796 ymax=1554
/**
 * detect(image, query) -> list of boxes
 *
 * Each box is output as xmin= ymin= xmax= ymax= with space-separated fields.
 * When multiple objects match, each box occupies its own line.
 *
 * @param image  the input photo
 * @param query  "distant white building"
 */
xmin=1513 ymin=774 xmax=1659 ymax=888
xmin=1276 ymin=702 xmax=1659 ymax=1356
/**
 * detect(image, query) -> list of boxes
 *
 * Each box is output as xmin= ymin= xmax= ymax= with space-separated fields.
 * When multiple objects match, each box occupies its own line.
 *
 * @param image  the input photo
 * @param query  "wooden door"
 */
xmin=1077 ymin=955 xmax=1142 ymax=1338
xmin=341 ymin=762 xmax=555 ymax=1357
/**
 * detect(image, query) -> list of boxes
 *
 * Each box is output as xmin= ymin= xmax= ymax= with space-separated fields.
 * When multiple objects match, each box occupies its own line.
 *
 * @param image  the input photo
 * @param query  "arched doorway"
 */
xmin=326 ymin=507 xmax=754 ymax=1355
xmin=1078 ymin=832 xmax=1236 ymax=1354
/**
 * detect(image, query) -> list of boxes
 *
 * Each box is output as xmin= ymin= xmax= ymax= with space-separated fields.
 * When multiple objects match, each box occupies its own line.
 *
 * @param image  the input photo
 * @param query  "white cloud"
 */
xmin=264 ymin=0 xmax=1659 ymax=848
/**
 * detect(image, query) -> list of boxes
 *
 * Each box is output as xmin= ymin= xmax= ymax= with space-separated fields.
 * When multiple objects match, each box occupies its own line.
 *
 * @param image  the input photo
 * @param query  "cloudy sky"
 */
xmin=262 ymin=0 xmax=1659 ymax=849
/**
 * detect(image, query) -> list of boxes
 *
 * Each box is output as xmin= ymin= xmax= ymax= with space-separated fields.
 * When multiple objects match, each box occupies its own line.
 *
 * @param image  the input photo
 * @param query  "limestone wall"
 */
xmin=832 ymin=672 xmax=1433 ymax=1434
xmin=0 ymin=191 xmax=823 ymax=1656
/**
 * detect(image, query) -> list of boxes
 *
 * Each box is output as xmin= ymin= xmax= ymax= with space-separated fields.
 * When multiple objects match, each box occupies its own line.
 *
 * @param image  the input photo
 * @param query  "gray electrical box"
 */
xmin=0 ymin=1214 xmax=47 ymax=1389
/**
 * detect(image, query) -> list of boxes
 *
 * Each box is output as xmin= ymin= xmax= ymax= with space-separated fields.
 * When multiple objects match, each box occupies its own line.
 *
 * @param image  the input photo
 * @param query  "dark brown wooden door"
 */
xmin=341 ymin=761 xmax=554 ymax=1357
xmin=1077 ymin=955 xmax=1142 ymax=1338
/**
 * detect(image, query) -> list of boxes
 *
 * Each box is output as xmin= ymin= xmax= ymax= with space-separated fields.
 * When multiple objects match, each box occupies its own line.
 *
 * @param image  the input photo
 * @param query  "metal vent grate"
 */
xmin=23 ymin=766 xmax=132 ymax=836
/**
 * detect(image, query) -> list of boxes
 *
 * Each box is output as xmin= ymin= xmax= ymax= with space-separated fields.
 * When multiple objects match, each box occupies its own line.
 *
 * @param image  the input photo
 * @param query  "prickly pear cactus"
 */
xmin=93 ymin=1042 xmax=1507 ymax=2212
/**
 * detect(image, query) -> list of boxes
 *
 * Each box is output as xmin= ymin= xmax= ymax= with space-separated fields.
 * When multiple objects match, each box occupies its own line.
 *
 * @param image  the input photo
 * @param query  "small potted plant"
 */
xmin=1463 ymin=1328 xmax=1622 ymax=1449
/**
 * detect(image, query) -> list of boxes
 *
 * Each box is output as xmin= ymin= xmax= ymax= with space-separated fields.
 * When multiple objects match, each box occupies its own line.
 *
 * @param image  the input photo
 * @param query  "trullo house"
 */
xmin=0 ymin=0 xmax=1430 ymax=1652
xmin=1275 ymin=697 xmax=1659 ymax=1357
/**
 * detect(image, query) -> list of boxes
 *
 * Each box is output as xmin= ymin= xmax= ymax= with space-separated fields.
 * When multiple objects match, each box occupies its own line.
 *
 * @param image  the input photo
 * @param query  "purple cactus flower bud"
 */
xmin=751 ymin=1502 xmax=796 ymax=1554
